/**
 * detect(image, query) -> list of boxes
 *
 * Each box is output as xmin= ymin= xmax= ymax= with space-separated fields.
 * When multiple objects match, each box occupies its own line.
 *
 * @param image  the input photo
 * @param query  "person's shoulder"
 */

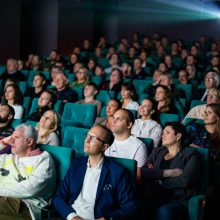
xmin=180 ymin=146 xmax=200 ymax=159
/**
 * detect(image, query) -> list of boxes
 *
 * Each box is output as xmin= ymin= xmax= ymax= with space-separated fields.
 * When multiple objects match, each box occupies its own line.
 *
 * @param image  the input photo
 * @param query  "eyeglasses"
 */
xmin=207 ymin=95 xmax=219 ymax=99
xmin=205 ymin=77 xmax=215 ymax=81
xmin=86 ymin=133 xmax=106 ymax=143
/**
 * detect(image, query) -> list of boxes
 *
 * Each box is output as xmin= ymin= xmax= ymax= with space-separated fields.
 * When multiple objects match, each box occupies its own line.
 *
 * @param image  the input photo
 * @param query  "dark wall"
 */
xmin=0 ymin=0 xmax=20 ymax=64
xmin=0 ymin=0 xmax=220 ymax=63
xmin=58 ymin=1 xmax=94 ymax=55
xmin=20 ymin=0 xmax=58 ymax=59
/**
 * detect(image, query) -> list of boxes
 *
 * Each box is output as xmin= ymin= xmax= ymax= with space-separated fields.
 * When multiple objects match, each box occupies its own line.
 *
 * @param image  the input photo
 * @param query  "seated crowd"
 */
xmin=0 ymin=32 xmax=219 ymax=219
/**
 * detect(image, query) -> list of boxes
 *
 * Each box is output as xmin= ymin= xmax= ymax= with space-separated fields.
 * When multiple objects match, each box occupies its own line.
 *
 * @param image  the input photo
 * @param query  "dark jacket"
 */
xmin=53 ymin=156 xmax=137 ymax=219
xmin=141 ymin=146 xmax=201 ymax=205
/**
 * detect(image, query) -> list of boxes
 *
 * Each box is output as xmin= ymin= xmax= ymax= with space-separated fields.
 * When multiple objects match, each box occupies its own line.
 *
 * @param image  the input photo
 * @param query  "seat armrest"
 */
xmin=188 ymin=195 xmax=206 ymax=220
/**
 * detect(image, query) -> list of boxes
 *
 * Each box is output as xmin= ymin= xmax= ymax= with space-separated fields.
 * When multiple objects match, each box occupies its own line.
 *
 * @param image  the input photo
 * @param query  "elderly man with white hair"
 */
xmin=192 ymin=71 xmax=220 ymax=101
xmin=0 ymin=123 xmax=56 ymax=220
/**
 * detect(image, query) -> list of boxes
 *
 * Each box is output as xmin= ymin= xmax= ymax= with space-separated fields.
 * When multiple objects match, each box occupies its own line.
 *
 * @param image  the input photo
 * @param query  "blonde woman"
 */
xmin=36 ymin=110 xmax=61 ymax=146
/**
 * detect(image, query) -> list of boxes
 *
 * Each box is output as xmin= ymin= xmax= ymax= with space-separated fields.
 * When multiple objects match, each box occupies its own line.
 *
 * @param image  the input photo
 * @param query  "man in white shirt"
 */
xmin=53 ymin=125 xmax=137 ymax=220
xmin=0 ymin=123 xmax=56 ymax=220
xmin=105 ymin=108 xmax=147 ymax=184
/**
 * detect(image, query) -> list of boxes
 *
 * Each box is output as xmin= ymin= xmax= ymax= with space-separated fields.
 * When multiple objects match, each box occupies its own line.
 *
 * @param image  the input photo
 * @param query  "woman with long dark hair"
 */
xmin=2 ymin=84 xmax=23 ymax=119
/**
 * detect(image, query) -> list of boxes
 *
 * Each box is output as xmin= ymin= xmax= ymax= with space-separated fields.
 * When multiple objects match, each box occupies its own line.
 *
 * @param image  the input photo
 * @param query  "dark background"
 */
xmin=0 ymin=0 xmax=220 ymax=63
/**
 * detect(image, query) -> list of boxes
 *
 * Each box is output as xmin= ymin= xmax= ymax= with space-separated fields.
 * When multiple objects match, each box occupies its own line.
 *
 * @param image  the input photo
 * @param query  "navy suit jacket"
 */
xmin=53 ymin=156 xmax=137 ymax=219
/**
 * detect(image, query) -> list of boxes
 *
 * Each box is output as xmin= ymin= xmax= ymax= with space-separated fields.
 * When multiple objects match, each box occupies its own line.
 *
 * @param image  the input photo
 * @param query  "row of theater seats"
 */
xmin=39 ymin=143 xmax=209 ymax=220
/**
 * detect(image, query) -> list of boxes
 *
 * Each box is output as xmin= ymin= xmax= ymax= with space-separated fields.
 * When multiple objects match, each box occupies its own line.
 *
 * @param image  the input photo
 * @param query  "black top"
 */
xmin=53 ymin=87 xmax=78 ymax=103
xmin=1 ymin=71 xmax=27 ymax=82
xmin=29 ymin=106 xmax=51 ymax=122
xmin=0 ymin=124 xmax=14 ymax=139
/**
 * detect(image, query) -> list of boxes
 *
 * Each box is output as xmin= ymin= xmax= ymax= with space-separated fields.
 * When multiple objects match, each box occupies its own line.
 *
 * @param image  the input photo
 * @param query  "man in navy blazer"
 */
xmin=53 ymin=125 xmax=137 ymax=220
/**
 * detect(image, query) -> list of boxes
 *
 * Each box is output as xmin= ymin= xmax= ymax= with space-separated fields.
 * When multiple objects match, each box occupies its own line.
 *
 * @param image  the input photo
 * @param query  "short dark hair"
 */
xmin=96 ymin=124 xmax=114 ymax=146
xmin=34 ymin=73 xmax=47 ymax=81
xmin=109 ymin=99 xmax=122 ymax=109
xmin=165 ymin=122 xmax=187 ymax=146
xmin=43 ymin=90 xmax=57 ymax=108
xmin=85 ymin=82 xmax=98 ymax=91
xmin=1 ymin=104 xmax=15 ymax=121
xmin=119 ymin=108 xmax=135 ymax=125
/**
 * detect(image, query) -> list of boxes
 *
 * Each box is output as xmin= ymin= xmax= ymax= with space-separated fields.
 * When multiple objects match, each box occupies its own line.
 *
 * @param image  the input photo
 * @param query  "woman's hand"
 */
xmin=163 ymin=168 xmax=183 ymax=177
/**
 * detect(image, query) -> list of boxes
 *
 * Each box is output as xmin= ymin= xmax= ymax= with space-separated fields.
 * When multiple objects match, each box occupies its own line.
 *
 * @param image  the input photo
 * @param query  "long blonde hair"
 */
xmin=35 ymin=110 xmax=61 ymax=144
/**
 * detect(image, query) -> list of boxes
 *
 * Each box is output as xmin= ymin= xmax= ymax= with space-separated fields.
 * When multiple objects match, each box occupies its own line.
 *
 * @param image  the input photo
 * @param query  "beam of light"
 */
xmin=117 ymin=0 xmax=220 ymax=23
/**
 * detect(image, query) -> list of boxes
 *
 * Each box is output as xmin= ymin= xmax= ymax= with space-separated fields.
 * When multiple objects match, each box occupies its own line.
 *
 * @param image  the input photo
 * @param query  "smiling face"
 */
xmin=138 ymin=99 xmax=154 ymax=118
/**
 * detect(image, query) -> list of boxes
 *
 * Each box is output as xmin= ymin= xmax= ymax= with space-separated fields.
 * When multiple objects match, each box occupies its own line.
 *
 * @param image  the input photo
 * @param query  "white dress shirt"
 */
xmin=67 ymin=159 xmax=103 ymax=220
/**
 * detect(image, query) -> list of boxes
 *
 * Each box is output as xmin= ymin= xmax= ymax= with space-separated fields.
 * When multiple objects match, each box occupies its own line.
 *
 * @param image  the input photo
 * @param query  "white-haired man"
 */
xmin=0 ymin=124 xmax=56 ymax=220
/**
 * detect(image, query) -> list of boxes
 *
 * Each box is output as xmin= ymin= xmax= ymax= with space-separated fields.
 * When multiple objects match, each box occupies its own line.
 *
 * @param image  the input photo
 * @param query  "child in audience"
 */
xmin=77 ymin=82 xmax=102 ymax=116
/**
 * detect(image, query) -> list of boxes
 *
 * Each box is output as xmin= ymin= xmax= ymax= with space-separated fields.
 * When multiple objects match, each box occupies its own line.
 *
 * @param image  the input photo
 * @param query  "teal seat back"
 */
xmin=29 ymin=98 xmax=38 ymax=116
xmin=160 ymin=113 xmax=179 ymax=127
xmin=11 ymin=119 xmax=23 ymax=129
xmin=25 ymin=120 xmax=38 ymax=128
xmin=66 ymin=73 xmax=75 ymax=84
xmin=28 ymin=70 xmax=51 ymax=87
xmin=190 ymin=100 xmax=206 ymax=109
xmin=96 ymin=90 xmax=115 ymax=106
xmin=138 ymin=93 xmax=149 ymax=103
xmin=39 ymin=144 xmax=73 ymax=182
xmin=138 ymin=137 xmax=154 ymax=155
xmin=97 ymin=57 xmax=109 ymax=68
xmin=193 ymin=147 xmax=209 ymax=194
xmin=90 ymin=76 xmax=103 ymax=86
xmin=174 ymin=98 xmax=186 ymax=120
xmin=110 ymin=157 xmax=137 ymax=185
xmin=132 ymin=79 xmax=152 ymax=94
xmin=62 ymin=103 xmax=97 ymax=128
xmin=62 ymin=126 xmax=89 ymax=157
xmin=19 ymin=81 xmax=28 ymax=94
xmin=72 ymin=87 xmax=84 ymax=100
xmin=29 ymin=98 xmax=64 ymax=116
xmin=188 ymin=147 xmax=209 ymax=220
xmin=0 ymin=65 xmax=6 ymax=75
xmin=22 ymin=96 xmax=31 ymax=120
xmin=21 ymin=69 xmax=29 ymax=78
xmin=175 ymin=84 xmax=192 ymax=104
